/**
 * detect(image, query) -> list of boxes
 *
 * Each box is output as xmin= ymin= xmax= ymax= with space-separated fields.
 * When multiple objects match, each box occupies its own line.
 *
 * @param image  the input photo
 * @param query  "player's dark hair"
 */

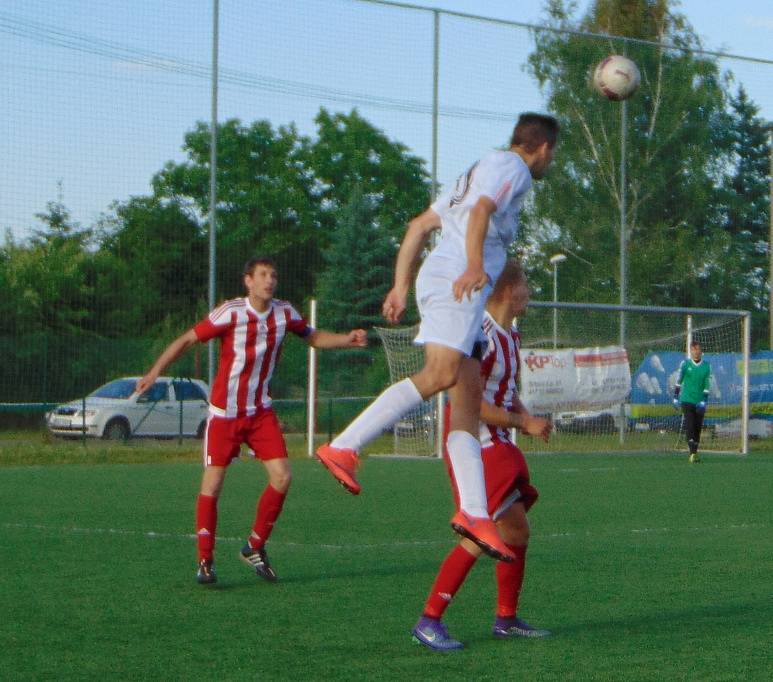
xmin=492 ymin=258 xmax=526 ymax=296
xmin=243 ymin=257 xmax=278 ymax=276
xmin=510 ymin=113 xmax=560 ymax=152
xmin=690 ymin=340 xmax=702 ymax=349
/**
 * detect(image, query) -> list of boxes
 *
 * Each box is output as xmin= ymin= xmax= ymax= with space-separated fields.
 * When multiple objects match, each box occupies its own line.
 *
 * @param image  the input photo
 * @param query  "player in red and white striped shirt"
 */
xmin=413 ymin=259 xmax=552 ymax=650
xmin=137 ymin=257 xmax=366 ymax=585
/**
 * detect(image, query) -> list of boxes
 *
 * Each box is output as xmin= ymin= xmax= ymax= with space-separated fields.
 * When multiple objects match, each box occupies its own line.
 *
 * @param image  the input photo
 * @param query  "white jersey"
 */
xmin=429 ymin=150 xmax=532 ymax=283
xmin=479 ymin=311 xmax=522 ymax=448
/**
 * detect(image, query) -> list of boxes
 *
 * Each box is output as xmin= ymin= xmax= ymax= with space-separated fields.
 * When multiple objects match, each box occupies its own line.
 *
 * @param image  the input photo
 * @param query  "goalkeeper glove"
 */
xmin=672 ymin=398 xmax=680 ymax=409
xmin=697 ymin=401 xmax=707 ymax=414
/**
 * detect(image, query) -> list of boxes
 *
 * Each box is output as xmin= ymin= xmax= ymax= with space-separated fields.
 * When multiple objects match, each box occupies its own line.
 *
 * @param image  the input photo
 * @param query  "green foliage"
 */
xmin=707 ymin=86 xmax=771 ymax=343
xmin=3 ymin=201 xmax=94 ymax=334
xmin=310 ymin=108 xmax=430 ymax=242
xmin=316 ymin=186 xmax=396 ymax=329
xmin=95 ymin=197 xmax=208 ymax=334
xmin=523 ymin=0 xmax=736 ymax=310
xmin=152 ymin=118 xmax=322 ymax=304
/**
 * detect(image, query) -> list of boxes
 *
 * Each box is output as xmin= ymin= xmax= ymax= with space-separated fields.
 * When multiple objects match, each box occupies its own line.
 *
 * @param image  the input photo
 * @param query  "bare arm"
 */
xmin=452 ymin=196 xmax=496 ymax=302
xmin=479 ymin=399 xmax=552 ymax=443
xmin=136 ymin=329 xmax=198 ymax=394
xmin=382 ymin=208 xmax=441 ymax=324
xmin=306 ymin=329 xmax=368 ymax=349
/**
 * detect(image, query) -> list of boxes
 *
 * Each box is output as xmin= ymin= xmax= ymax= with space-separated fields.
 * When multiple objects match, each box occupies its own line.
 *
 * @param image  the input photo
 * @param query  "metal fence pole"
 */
xmin=742 ymin=313 xmax=751 ymax=455
xmin=306 ymin=299 xmax=318 ymax=456
xmin=207 ymin=0 xmax=219 ymax=389
xmin=618 ymin=99 xmax=628 ymax=445
xmin=327 ymin=398 xmax=334 ymax=443
xmin=178 ymin=393 xmax=184 ymax=445
xmin=431 ymin=9 xmax=445 ymax=460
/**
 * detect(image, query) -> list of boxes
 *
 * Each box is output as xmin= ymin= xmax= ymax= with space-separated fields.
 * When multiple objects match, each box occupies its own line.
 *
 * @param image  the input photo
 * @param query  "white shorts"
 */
xmin=414 ymin=259 xmax=492 ymax=357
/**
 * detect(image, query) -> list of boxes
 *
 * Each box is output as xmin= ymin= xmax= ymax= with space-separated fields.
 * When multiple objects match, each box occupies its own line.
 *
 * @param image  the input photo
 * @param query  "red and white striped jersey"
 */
xmin=194 ymin=297 xmax=312 ymax=418
xmin=479 ymin=311 xmax=521 ymax=448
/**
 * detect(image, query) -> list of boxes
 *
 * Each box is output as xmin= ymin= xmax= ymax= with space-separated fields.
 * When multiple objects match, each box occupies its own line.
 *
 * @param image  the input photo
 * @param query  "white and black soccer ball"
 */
xmin=592 ymin=55 xmax=641 ymax=101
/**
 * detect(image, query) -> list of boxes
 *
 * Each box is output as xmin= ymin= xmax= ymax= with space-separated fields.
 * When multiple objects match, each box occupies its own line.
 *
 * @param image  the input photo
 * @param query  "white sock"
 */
xmin=447 ymin=430 xmax=488 ymax=518
xmin=331 ymin=378 xmax=424 ymax=452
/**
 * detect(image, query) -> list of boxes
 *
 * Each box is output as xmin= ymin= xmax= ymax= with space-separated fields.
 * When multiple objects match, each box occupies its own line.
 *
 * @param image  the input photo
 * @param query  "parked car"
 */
xmin=553 ymin=405 xmax=629 ymax=434
xmin=46 ymin=377 xmax=209 ymax=440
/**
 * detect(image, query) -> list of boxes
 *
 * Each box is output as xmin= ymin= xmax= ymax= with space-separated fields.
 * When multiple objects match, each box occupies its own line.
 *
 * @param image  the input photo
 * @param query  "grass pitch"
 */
xmin=1 ymin=444 xmax=772 ymax=680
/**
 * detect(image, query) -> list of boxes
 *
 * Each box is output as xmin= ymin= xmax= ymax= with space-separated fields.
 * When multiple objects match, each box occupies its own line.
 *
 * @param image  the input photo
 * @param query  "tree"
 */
xmin=149 ymin=110 xmax=430 ymax=309
xmin=316 ymin=186 xmax=397 ymax=329
xmin=709 ymin=86 xmax=771 ymax=342
xmin=151 ymin=119 xmax=322 ymax=305
xmin=95 ymin=196 xmax=208 ymax=335
xmin=12 ymin=199 xmax=95 ymax=334
xmin=523 ymin=0 xmax=732 ymax=308
xmin=310 ymin=108 xmax=430 ymax=245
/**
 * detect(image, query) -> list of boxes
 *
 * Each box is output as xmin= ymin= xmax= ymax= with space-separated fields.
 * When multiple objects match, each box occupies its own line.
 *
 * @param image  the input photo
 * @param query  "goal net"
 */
xmin=375 ymin=325 xmax=437 ymax=456
xmin=377 ymin=302 xmax=751 ymax=457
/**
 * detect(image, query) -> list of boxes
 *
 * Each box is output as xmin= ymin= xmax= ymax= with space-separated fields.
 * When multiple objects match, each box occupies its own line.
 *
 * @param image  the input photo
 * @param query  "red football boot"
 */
xmin=450 ymin=510 xmax=515 ymax=562
xmin=316 ymin=444 xmax=361 ymax=495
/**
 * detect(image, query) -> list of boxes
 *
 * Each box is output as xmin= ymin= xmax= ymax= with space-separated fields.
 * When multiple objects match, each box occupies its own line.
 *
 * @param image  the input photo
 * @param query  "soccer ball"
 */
xmin=592 ymin=55 xmax=640 ymax=101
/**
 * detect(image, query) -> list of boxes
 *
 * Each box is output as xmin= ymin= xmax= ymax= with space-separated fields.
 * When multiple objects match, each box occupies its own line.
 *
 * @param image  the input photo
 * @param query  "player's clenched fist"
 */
xmin=521 ymin=415 xmax=552 ymax=443
xmin=347 ymin=329 xmax=368 ymax=347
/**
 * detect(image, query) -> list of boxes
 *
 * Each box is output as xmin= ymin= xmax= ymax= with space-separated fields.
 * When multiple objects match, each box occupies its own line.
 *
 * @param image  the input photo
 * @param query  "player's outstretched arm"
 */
xmin=383 ymin=208 xmax=440 ymax=324
xmin=480 ymin=398 xmax=552 ymax=443
xmin=453 ymin=196 xmax=496 ymax=302
xmin=135 ymin=329 xmax=199 ymax=394
xmin=306 ymin=329 xmax=368 ymax=349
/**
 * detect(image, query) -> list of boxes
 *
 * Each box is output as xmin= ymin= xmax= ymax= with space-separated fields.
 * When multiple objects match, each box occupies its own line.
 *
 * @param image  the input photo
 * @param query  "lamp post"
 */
xmin=550 ymin=253 xmax=567 ymax=348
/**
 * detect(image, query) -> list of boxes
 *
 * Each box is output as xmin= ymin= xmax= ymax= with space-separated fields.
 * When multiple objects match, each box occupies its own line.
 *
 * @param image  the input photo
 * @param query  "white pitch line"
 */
xmin=0 ymin=522 xmax=449 ymax=550
xmin=2 ymin=521 xmax=766 ymax=549
xmin=558 ymin=467 xmax=618 ymax=473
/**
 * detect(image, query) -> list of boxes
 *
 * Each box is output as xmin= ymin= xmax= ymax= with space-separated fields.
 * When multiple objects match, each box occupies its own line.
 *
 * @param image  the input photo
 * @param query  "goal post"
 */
xmin=377 ymin=302 xmax=752 ymax=457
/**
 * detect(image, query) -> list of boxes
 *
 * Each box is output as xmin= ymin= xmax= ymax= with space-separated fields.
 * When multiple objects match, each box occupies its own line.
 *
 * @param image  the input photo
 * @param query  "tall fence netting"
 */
xmin=1 ymin=1 xmax=770 ymax=448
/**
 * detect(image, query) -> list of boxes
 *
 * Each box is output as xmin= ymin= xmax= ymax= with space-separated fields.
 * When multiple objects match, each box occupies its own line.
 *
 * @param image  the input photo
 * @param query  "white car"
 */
xmin=554 ymin=405 xmax=629 ymax=433
xmin=46 ymin=377 xmax=210 ymax=440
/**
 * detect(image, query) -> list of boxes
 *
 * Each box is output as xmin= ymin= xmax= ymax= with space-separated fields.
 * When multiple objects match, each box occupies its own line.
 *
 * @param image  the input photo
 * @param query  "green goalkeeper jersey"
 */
xmin=676 ymin=358 xmax=711 ymax=404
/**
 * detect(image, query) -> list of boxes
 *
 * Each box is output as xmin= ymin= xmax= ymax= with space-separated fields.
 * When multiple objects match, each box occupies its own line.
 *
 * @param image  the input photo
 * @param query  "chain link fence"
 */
xmin=2 ymin=0 xmax=771 ymax=443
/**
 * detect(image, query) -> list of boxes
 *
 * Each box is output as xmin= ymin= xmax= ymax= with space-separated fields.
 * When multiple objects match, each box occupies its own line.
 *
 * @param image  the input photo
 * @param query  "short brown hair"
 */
xmin=492 ymin=258 xmax=526 ymax=296
xmin=510 ymin=113 xmax=560 ymax=152
xmin=243 ymin=256 xmax=278 ymax=276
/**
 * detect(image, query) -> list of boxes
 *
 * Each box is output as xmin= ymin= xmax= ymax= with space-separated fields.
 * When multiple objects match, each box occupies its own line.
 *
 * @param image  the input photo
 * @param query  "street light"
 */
xmin=549 ymin=253 xmax=567 ymax=348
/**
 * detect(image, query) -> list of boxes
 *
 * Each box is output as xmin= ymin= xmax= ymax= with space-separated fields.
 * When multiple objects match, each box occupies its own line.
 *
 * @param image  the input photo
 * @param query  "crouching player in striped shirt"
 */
xmin=413 ymin=259 xmax=552 ymax=650
xmin=136 ymin=257 xmax=367 ymax=585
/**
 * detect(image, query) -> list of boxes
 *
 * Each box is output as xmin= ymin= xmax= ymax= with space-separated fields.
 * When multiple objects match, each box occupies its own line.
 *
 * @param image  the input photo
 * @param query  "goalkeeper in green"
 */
xmin=673 ymin=341 xmax=711 ymax=463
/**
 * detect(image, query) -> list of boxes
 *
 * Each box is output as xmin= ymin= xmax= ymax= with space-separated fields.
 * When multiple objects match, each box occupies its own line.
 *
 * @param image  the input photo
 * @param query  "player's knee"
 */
xmin=500 ymin=524 xmax=528 ymax=546
xmin=270 ymin=469 xmax=292 ymax=492
xmin=428 ymin=365 xmax=459 ymax=392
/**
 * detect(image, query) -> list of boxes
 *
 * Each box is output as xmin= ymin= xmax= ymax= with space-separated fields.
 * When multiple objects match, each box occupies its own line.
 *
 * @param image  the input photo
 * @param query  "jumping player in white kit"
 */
xmin=317 ymin=113 xmax=559 ymax=561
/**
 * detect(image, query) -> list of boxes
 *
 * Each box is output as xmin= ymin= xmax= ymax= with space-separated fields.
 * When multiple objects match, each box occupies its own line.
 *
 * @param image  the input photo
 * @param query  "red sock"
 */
xmin=423 ymin=544 xmax=479 ymax=619
xmin=196 ymin=494 xmax=218 ymax=561
xmin=248 ymin=485 xmax=287 ymax=549
xmin=496 ymin=544 xmax=527 ymax=618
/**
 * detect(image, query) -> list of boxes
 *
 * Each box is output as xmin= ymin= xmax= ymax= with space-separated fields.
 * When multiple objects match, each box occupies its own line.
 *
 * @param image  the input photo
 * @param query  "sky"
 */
xmin=417 ymin=0 xmax=773 ymax=59
xmin=1 ymin=0 xmax=772 ymax=241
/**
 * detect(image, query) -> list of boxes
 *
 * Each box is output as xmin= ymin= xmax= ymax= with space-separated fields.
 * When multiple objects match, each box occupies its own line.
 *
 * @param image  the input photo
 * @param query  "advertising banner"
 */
xmin=630 ymin=351 xmax=773 ymax=424
xmin=520 ymin=346 xmax=631 ymax=413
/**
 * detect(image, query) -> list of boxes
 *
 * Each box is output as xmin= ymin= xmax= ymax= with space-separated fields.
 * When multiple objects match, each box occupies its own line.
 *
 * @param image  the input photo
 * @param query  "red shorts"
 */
xmin=203 ymin=409 xmax=287 ymax=467
xmin=444 ymin=440 xmax=539 ymax=518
